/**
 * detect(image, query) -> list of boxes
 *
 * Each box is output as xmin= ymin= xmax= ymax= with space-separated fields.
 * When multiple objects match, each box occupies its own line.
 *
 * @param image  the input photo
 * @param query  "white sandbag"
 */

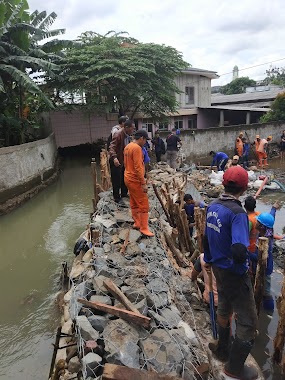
xmin=252 ymin=180 xmax=263 ymax=189
xmin=247 ymin=170 xmax=257 ymax=182
xmin=265 ymin=182 xmax=281 ymax=190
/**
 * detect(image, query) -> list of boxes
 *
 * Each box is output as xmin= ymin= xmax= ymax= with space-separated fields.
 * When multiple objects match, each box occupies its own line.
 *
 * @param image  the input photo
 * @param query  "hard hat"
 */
xmin=256 ymin=213 xmax=274 ymax=228
xmin=267 ymin=135 xmax=272 ymax=141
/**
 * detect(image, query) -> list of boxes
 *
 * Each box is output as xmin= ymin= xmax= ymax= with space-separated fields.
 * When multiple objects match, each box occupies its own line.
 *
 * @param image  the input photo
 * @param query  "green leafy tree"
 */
xmin=260 ymin=92 xmax=285 ymax=123
xmin=0 ymin=1 xmax=72 ymax=146
xmin=221 ymin=77 xmax=256 ymax=95
xmin=264 ymin=66 xmax=285 ymax=87
xmin=50 ymin=31 xmax=189 ymax=119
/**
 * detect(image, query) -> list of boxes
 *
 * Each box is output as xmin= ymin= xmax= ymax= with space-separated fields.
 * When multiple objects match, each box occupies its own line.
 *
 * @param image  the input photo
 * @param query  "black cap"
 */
xmin=134 ymin=129 xmax=150 ymax=140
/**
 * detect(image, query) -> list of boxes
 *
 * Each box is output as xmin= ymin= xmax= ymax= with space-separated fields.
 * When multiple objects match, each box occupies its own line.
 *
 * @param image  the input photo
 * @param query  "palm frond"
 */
xmin=7 ymin=22 xmax=39 ymax=36
xmin=0 ymin=76 xmax=5 ymax=92
xmin=38 ymin=12 xmax=57 ymax=31
xmin=3 ymin=55 xmax=59 ymax=72
xmin=0 ymin=41 xmax=27 ymax=56
xmin=30 ymin=10 xmax=47 ymax=27
xmin=34 ymin=28 xmax=66 ymax=42
xmin=0 ymin=63 xmax=54 ymax=108
xmin=41 ymin=39 xmax=74 ymax=53
xmin=2 ymin=1 xmax=25 ymax=34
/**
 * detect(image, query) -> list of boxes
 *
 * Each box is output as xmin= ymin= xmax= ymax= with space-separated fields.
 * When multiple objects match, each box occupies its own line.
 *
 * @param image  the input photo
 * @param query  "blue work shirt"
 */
xmin=212 ymin=152 xmax=228 ymax=167
xmin=204 ymin=194 xmax=250 ymax=275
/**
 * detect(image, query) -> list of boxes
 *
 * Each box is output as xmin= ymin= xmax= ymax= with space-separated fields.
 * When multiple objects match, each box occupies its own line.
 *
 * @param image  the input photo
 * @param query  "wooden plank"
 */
xmin=102 ymin=363 xmax=182 ymax=380
xmin=273 ymin=265 xmax=285 ymax=364
xmin=77 ymin=298 xmax=151 ymax=329
xmin=254 ymin=237 xmax=268 ymax=317
xmin=103 ymin=279 xmax=140 ymax=314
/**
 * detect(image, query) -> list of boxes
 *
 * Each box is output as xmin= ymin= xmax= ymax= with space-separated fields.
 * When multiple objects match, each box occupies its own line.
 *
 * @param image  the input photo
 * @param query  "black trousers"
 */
xmin=155 ymin=151 xmax=162 ymax=162
xmin=110 ymin=161 xmax=128 ymax=201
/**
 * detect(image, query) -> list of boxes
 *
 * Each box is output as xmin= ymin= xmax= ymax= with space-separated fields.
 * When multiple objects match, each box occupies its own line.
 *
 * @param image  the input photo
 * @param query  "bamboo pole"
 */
xmin=273 ymin=263 xmax=285 ymax=366
xmin=91 ymin=158 xmax=98 ymax=211
xmin=254 ymin=237 xmax=269 ymax=317
xmin=152 ymin=183 xmax=173 ymax=226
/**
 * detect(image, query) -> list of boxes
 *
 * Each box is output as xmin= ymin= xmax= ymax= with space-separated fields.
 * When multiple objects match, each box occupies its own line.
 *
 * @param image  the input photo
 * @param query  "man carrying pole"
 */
xmin=204 ymin=166 xmax=258 ymax=380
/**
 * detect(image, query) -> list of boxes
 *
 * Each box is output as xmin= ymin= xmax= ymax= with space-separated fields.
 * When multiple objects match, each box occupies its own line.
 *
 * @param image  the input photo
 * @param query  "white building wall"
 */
xmin=175 ymin=74 xmax=211 ymax=108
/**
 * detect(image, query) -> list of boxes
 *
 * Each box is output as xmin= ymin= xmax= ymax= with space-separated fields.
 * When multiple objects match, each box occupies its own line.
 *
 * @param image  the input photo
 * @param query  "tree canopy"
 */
xmin=260 ymin=92 xmax=285 ymax=123
xmin=0 ymin=0 xmax=72 ymax=146
xmin=264 ymin=66 xmax=285 ymax=88
xmin=220 ymin=77 xmax=256 ymax=95
xmin=49 ymin=31 xmax=189 ymax=119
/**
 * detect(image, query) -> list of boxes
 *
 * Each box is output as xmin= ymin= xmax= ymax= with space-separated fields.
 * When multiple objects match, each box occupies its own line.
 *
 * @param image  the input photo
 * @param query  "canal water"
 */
xmin=0 ymin=155 xmax=284 ymax=379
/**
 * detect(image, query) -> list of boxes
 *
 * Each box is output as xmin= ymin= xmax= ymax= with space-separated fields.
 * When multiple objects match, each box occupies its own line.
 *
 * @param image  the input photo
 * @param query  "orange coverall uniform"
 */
xmin=124 ymin=142 xmax=149 ymax=213
xmin=257 ymin=138 xmax=268 ymax=166
xmin=236 ymin=137 xmax=243 ymax=157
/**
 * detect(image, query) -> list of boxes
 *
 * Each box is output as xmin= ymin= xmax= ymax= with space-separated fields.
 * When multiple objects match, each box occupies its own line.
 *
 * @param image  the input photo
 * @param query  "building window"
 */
xmin=158 ymin=122 xmax=169 ymax=131
xmin=142 ymin=119 xmax=153 ymax=133
xmin=174 ymin=120 xmax=183 ymax=130
xmin=188 ymin=118 xmax=197 ymax=129
xmin=185 ymin=86 xmax=194 ymax=104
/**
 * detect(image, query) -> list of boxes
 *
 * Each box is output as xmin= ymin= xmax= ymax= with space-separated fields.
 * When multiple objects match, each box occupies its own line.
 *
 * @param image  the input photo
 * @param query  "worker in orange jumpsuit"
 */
xmin=124 ymin=129 xmax=154 ymax=237
xmin=235 ymin=132 xmax=244 ymax=157
xmin=257 ymin=136 xmax=272 ymax=167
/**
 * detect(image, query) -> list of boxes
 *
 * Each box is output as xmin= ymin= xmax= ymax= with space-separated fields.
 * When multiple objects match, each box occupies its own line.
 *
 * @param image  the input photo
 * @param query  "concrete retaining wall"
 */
xmin=160 ymin=121 xmax=284 ymax=160
xmin=0 ymin=133 xmax=58 ymax=213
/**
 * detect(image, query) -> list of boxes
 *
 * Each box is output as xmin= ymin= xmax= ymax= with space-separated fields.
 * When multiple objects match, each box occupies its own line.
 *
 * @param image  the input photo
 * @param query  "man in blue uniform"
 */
xmin=209 ymin=151 xmax=229 ymax=171
xmin=204 ymin=166 xmax=258 ymax=380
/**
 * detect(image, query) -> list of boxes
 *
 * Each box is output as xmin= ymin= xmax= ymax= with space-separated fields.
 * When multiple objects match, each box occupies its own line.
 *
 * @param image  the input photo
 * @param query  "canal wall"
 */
xmin=159 ymin=121 xmax=284 ymax=160
xmin=0 ymin=133 xmax=58 ymax=215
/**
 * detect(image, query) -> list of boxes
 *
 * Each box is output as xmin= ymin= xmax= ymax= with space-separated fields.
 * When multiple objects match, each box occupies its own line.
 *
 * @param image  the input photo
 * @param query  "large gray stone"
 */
xmin=146 ymin=291 xmax=169 ymax=309
xmin=76 ymin=315 xmax=99 ymax=341
xmin=134 ymin=298 xmax=148 ymax=316
xmin=140 ymin=329 xmax=184 ymax=374
xmin=124 ymin=287 xmax=146 ymax=303
xmin=88 ymin=315 xmax=109 ymax=332
xmin=119 ymin=228 xmax=141 ymax=243
xmin=103 ymin=319 xmax=140 ymax=368
xmin=90 ymin=295 xmax=112 ymax=306
xmin=67 ymin=356 xmax=81 ymax=374
xmin=146 ymin=278 xmax=169 ymax=293
xmin=82 ymin=352 xmax=103 ymax=377
xmin=158 ymin=307 xmax=181 ymax=328
xmin=113 ymin=211 xmax=133 ymax=223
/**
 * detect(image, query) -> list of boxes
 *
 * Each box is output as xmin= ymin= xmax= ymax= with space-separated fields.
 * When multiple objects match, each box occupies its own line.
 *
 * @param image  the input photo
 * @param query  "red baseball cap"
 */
xmin=222 ymin=166 xmax=248 ymax=189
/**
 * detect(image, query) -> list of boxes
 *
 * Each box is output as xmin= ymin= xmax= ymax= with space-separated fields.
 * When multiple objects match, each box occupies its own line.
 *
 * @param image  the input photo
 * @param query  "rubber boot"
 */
xmin=224 ymin=337 xmax=258 ymax=380
xmin=140 ymin=212 xmax=154 ymax=237
xmin=209 ymin=324 xmax=231 ymax=362
xmin=131 ymin=208 xmax=141 ymax=229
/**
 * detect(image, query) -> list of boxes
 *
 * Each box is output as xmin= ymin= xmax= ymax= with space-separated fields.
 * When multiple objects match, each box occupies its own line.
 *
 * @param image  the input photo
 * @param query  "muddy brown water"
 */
xmin=0 ymin=156 xmax=284 ymax=379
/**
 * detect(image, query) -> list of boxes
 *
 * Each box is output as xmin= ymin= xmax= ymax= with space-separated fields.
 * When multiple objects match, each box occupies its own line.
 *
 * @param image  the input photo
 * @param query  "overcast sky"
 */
xmin=28 ymin=0 xmax=285 ymax=86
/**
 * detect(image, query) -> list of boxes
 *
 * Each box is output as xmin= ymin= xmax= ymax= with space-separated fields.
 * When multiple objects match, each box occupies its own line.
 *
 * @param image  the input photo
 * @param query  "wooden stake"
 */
xmin=120 ymin=228 xmax=130 ymax=255
xmin=254 ymin=237 xmax=269 ymax=317
xmin=164 ymin=232 xmax=188 ymax=268
xmin=91 ymin=158 xmax=98 ymax=211
xmin=103 ymin=279 xmax=141 ymax=314
xmin=77 ymin=298 xmax=151 ymax=329
xmin=273 ymin=263 xmax=285 ymax=365
xmin=152 ymin=183 xmax=173 ymax=226
xmin=102 ymin=363 xmax=182 ymax=380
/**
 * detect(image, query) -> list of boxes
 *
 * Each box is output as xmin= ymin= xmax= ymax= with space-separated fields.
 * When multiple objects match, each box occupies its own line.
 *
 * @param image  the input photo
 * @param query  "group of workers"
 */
xmin=188 ymin=165 xmax=282 ymax=380
xmin=108 ymin=118 xmax=183 ymax=239
xmin=107 ymin=117 xmax=284 ymax=379
xmin=210 ymin=132 xmax=274 ymax=171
